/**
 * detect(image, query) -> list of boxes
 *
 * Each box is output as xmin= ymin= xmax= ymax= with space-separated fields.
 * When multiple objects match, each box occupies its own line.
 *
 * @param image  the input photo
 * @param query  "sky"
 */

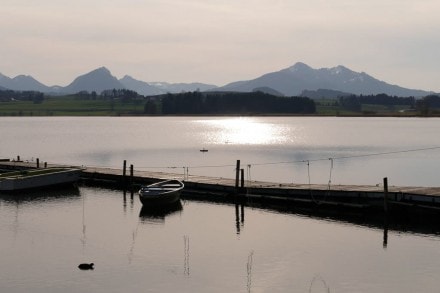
xmin=1 ymin=0 xmax=439 ymax=91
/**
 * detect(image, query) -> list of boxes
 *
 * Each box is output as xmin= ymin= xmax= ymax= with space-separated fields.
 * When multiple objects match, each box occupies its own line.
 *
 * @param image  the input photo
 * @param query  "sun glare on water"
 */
xmin=196 ymin=117 xmax=290 ymax=145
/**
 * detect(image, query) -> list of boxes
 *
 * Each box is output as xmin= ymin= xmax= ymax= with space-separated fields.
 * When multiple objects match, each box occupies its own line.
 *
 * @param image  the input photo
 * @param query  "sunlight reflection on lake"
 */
xmin=0 ymin=116 xmax=439 ymax=186
xmin=1 ymin=116 xmax=440 ymax=292
xmin=194 ymin=117 xmax=295 ymax=145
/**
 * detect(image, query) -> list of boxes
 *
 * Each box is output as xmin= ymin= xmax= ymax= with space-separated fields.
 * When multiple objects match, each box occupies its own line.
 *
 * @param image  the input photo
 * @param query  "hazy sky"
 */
xmin=1 ymin=0 xmax=439 ymax=91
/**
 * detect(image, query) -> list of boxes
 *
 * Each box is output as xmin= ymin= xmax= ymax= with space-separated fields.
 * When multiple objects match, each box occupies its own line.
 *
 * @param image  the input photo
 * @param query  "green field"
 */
xmin=0 ymin=96 xmax=146 ymax=116
xmin=314 ymin=100 xmax=420 ymax=116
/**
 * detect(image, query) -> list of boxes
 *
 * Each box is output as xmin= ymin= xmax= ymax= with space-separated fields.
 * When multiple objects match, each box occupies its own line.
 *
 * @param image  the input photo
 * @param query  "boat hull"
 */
xmin=138 ymin=180 xmax=184 ymax=206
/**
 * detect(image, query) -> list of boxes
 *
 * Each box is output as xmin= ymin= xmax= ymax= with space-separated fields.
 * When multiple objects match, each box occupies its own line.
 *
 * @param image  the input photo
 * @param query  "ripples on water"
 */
xmin=1 ymin=186 xmax=440 ymax=293
xmin=1 ymin=116 xmax=439 ymax=186
xmin=1 ymin=117 xmax=440 ymax=292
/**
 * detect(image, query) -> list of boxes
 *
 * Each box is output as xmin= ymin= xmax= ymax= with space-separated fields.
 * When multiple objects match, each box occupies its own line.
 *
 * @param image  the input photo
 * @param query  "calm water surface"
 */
xmin=1 ymin=116 xmax=439 ymax=186
xmin=1 ymin=117 xmax=440 ymax=292
xmin=1 ymin=187 xmax=440 ymax=293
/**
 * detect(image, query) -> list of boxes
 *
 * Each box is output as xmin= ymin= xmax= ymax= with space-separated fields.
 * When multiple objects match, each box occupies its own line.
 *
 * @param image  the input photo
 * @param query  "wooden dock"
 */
xmin=2 ymin=159 xmax=440 ymax=213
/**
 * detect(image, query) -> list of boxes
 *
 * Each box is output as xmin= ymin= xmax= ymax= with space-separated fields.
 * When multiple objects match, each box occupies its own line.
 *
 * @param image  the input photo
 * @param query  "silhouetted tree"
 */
xmin=159 ymin=91 xmax=316 ymax=114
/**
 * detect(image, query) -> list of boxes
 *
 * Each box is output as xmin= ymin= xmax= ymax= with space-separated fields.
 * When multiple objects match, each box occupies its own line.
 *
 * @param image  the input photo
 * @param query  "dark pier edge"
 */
xmin=2 ymin=159 xmax=440 ymax=235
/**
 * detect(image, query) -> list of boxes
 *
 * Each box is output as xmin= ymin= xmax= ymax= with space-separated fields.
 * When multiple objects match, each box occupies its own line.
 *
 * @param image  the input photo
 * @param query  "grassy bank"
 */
xmin=0 ymin=96 xmax=146 ymax=116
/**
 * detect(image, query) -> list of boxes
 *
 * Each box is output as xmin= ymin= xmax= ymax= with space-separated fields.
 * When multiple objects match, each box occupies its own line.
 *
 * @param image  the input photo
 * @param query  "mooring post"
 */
xmin=44 ymin=162 xmax=47 ymax=168
xmin=36 ymin=158 xmax=40 ymax=168
xmin=235 ymin=160 xmax=241 ymax=189
xmin=383 ymin=177 xmax=388 ymax=213
xmin=240 ymin=168 xmax=245 ymax=188
xmin=17 ymin=155 xmax=20 ymax=162
xmin=123 ymin=160 xmax=127 ymax=187
xmin=130 ymin=164 xmax=134 ymax=187
xmin=129 ymin=164 xmax=134 ymax=198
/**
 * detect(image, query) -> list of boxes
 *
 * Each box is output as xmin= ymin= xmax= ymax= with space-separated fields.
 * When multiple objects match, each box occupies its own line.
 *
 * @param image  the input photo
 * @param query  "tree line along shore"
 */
xmin=1 ymin=89 xmax=440 ymax=117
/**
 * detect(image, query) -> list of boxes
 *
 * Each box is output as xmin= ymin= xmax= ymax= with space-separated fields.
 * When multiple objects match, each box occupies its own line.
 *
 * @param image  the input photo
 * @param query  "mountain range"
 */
xmin=216 ymin=62 xmax=432 ymax=97
xmin=0 ymin=63 xmax=434 ymax=97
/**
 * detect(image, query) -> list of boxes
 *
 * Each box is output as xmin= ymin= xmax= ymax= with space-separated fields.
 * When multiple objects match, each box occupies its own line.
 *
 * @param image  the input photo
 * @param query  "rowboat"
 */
xmin=0 ymin=167 xmax=81 ymax=191
xmin=138 ymin=179 xmax=184 ymax=206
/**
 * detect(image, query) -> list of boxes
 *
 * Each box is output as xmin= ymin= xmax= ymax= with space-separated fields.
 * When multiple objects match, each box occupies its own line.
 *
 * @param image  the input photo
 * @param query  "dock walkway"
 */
xmin=2 ymin=160 xmax=440 ymax=211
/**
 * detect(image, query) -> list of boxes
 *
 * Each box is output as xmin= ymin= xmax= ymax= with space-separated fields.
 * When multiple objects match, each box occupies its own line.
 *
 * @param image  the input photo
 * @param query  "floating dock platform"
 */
xmin=1 ymin=159 xmax=440 ymax=214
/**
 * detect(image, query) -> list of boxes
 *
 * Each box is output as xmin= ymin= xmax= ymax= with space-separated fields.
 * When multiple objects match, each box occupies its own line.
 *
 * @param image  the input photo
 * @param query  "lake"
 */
xmin=1 ymin=116 xmax=440 ymax=292
xmin=1 ymin=116 xmax=439 ymax=186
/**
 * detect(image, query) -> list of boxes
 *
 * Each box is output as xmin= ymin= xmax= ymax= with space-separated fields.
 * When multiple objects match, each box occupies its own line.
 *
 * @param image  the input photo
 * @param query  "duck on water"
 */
xmin=78 ymin=263 xmax=94 ymax=270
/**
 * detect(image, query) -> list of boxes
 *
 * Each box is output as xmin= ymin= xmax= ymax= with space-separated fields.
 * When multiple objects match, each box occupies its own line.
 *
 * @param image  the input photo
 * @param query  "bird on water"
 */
xmin=78 ymin=263 xmax=94 ymax=270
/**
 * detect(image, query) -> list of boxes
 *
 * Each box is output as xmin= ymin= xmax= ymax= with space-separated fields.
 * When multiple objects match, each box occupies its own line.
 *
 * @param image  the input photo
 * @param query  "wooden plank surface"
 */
xmin=2 ymin=161 xmax=440 ymax=197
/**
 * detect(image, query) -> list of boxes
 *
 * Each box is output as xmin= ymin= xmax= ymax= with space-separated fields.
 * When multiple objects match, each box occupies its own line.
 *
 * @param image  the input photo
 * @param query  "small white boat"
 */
xmin=0 ymin=167 xmax=81 ymax=191
xmin=138 ymin=179 xmax=184 ymax=206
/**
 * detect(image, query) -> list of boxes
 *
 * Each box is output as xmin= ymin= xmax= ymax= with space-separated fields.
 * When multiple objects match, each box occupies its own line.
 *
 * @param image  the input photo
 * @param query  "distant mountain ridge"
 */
xmin=216 ymin=62 xmax=432 ymax=97
xmin=0 ymin=63 xmax=435 ymax=97
xmin=119 ymin=75 xmax=217 ymax=96
xmin=0 ymin=72 xmax=51 ymax=92
xmin=0 ymin=67 xmax=217 ymax=95
xmin=62 ymin=67 xmax=125 ymax=94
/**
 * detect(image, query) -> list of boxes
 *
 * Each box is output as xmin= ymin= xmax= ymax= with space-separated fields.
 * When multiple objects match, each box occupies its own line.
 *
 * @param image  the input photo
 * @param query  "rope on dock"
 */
xmin=246 ymin=146 xmax=440 ymax=167
xmin=128 ymin=145 xmax=440 ymax=173
xmin=80 ymin=145 xmax=440 ymax=172
xmin=4 ymin=146 xmax=438 ymax=184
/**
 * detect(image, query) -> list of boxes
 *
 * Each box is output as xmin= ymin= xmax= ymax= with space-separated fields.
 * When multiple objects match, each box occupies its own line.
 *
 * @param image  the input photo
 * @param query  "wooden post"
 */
xmin=36 ymin=158 xmax=40 ymax=168
xmin=240 ymin=169 xmax=245 ymax=188
xmin=383 ymin=177 xmax=388 ymax=213
xmin=130 ymin=164 xmax=134 ymax=198
xmin=17 ymin=155 xmax=20 ymax=161
xmin=122 ymin=160 xmax=127 ymax=188
xmin=130 ymin=164 xmax=134 ymax=186
xmin=235 ymin=160 xmax=240 ymax=189
xmin=44 ymin=162 xmax=47 ymax=168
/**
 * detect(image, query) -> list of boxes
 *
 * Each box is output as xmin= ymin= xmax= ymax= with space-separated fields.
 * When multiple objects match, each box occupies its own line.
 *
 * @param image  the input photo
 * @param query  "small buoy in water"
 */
xmin=78 ymin=263 xmax=94 ymax=270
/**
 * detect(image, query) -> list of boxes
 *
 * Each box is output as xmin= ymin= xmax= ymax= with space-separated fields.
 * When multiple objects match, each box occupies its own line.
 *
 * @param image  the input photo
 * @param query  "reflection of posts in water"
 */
xmin=383 ymin=215 xmax=389 ymax=249
xmin=123 ymin=190 xmax=127 ymax=212
xmin=235 ymin=204 xmax=240 ymax=234
xmin=81 ymin=190 xmax=87 ymax=251
xmin=383 ymin=177 xmax=389 ymax=249
xmin=122 ymin=189 xmax=134 ymax=212
xmin=235 ymin=204 xmax=245 ymax=235
xmin=246 ymin=250 xmax=254 ymax=293
xmin=184 ymin=235 xmax=190 ymax=276
xmin=130 ymin=189 xmax=134 ymax=208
